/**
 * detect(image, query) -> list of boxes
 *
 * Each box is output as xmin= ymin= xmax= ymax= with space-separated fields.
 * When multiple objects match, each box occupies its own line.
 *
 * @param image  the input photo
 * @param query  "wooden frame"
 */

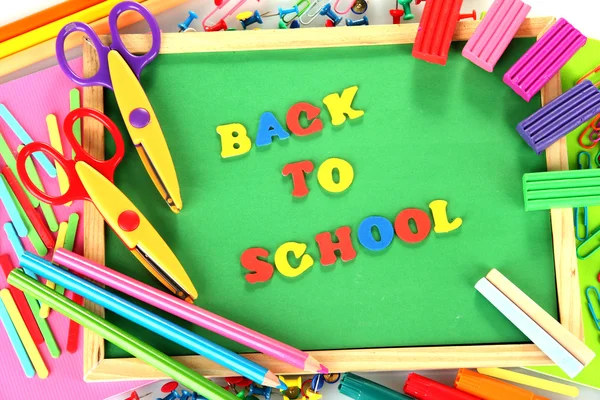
xmin=81 ymin=17 xmax=583 ymax=381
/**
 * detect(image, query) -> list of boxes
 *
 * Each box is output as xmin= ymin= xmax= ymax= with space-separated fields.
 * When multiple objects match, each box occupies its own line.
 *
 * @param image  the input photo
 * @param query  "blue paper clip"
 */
xmin=585 ymin=286 xmax=600 ymax=331
xmin=579 ymin=151 xmax=592 ymax=169
xmin=576 ymin=226 xmax=600 ymax=259
xmin=575 ymin=151 xmax=591 ymax=241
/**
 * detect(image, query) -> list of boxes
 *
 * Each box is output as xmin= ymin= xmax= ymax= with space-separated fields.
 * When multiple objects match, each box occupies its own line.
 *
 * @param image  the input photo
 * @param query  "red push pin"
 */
xmin=459 ymin=10 xmax=477 ymax=21
xmin=205 ymin=19 xmax=228 ymax=31
xmin=325 ymin=19 xmax=335 ymax=27
xmin=389 ymin=9 xmax=405 ymax=24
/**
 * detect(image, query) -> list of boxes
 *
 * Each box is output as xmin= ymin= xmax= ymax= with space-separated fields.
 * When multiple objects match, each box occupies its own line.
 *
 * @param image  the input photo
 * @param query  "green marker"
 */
xmin=339 ymin=373 xmax=414 ymax=400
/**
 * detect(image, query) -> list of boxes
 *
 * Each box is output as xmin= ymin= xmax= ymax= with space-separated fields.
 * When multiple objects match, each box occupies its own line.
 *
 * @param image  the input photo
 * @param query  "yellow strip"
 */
xmin=46 ymin=114 xmax=72 ymax=207
xmin=0 ymin=0 xmax=145 ymax=59
xmin=477 ymin=368 xmax=579 ymax=398
xmin=0 ymin=289 xmax=48 ymax=379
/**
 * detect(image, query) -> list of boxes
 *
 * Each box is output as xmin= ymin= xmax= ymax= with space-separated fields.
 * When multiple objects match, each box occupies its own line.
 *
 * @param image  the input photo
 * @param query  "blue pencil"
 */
xmin=0 ymin=176 xmax=27 ymax=237
xmin=21 ymin=252 xmax=286 ymax=389
xmin=0 ymin=294 xmax=35 ymax=377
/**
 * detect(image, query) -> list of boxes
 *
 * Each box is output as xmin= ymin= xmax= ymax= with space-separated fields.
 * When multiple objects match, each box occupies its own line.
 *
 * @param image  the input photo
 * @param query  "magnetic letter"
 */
xmin=317 ymin=158 xmax=354 ymax=193
xmin=282 ymin=160 xmax=315 ymax=197
xmin=322 ymin=86 xmax=364 ymax=126
xmin=274 ymin=242 xmax=315 ymax=278
xmin=241 ymin=248 xmax=274 ymax=283
xmin=357 ymin=216 xmax=394 ymax=251
xmin=394 ymin=209 xmax=432 ymax=244
xmin=429 ymin=199 xmax=463 ymax=233
xmin=216 ymin=123 xmax=252 ymax=158
xmin=256 ymin=112 xmax=290 ymax=146
xmin=315 ymin=226 xmax=357 ymax=266
xmin=286 ymin=102 xmax=324 ymax=136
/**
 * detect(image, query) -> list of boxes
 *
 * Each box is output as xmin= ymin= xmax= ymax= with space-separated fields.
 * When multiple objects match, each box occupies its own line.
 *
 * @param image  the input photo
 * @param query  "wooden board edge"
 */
xmin=96 ymin=17 xmax=554 ymax=53
xmin=82 ymin=36 xmax=109 ymax=381
xmin=540 ymin=18 xmax=584 ymax=341
xmin=84 ymin=344 xmax=554 ymax=381
xmin=83 ymin=16 xmax=574 ymax=380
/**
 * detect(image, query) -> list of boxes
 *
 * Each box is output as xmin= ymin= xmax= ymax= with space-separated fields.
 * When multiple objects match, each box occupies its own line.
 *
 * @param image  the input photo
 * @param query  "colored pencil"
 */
xmin=0 ymin=255 xmax=44 ymax=345
xmin=0 ymin=289 xmax=48 ymax=379
xmin=7 ymin=269 xmax=239 ymax=400
xmin=0 ymin=293 xmax=35 ymax=378
xmin=2 ymin=167 xmax=55 ymax=249
xmin=477 ymin=368 xmax=579 ymax=398
xmin=54 ymin=248 xmax=328 ymax=373
xmin=21 ymin=252 xmax=286 ymax=389
xmin=0 ymin=0 xmax=189 ymax=79
xmin=0 ymin=0 xmax=146 ymax=60
xmin=0 ymin=0 xmax=105 ymax=43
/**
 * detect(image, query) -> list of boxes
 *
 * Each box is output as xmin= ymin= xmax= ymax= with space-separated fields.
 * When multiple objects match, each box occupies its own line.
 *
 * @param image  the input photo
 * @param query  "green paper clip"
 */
xmin=585 ymin=286 xmax=600 ymax=331
xmin=523 ymin=169 xmax=600 ymax=211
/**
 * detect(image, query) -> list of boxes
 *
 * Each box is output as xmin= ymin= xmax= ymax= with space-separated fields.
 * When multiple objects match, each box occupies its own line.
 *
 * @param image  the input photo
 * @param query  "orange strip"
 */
xmin=0 ymin=0 xmax=105 ymax=43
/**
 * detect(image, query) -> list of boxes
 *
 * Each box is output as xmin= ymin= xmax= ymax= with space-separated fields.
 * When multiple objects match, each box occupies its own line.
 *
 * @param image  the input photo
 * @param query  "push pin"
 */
xmin=325 ymin=20 xmax=336 ymax=27
xmin=249 ymin=384 xmax=272 ymax=399
xmin=279 ymin=5 xmax=299 ymax=19
xmin=311 ymin=374 xmax=324 ymax=392
xmin=389 ymin=9 xmax=404 ymax=24
xmin=178 ymin=11 xmax=198 ymax=32
xmin=239 ymin=10 xmax=263 ymax=30
xmin=346 ymin=16 xmax=369 ymax=26
xmin=351 ymin=0 xmax=369 ymax=14
xmin=205 ymin=19 xmax=228 ymax=32
xmin=279 ymin=19 xmax=288 ymax=29
xmin=459 ymin=10 xmax=477 ymax=20
xmin=320 ymin=4 xmax=342 ymax=26
xmin=290 ymin=20 xmax=301 ymax=29
xmin=159 ymin=391 xmax=181 ymax=400
xmin=397 ymin=0 xmax=415 ymax=20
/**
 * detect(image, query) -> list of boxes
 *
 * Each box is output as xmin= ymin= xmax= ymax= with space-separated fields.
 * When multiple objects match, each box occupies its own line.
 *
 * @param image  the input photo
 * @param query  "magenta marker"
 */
xmin=463 ymin=0 xmax=531 ymax=72
xmin=504 ymin=18 xmax=587 ymax=102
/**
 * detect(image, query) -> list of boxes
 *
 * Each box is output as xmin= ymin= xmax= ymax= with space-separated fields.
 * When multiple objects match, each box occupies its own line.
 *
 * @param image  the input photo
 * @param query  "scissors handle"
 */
xmin=108 ymin=1 xmax=161 ymax=79
xmin=64 ymin=108 xmax=126 ymax=182
xmin=56 ymin=22 xmax=112 ymax=89
xmin=17 ymin=143 xmax=86 ymax=206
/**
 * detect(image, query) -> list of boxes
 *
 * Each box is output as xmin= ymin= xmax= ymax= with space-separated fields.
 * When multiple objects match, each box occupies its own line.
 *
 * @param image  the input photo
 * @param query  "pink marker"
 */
xmin=463 ymin=0 xmax=531 ymax=72
xmin=53 ymin=248 xmax=328 ymax=374
xmin=503 ymin=18 xmax=587 ymax=102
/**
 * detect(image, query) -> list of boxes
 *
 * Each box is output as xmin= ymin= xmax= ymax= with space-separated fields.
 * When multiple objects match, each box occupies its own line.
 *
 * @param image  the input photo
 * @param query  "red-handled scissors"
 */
xmin=16 ymin=108 xmax=197 ymax=302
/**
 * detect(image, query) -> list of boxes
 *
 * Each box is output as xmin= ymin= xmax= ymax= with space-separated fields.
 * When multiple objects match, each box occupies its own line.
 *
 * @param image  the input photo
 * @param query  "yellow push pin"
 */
xmin=236 ymin=11 xmax=254 ymax=21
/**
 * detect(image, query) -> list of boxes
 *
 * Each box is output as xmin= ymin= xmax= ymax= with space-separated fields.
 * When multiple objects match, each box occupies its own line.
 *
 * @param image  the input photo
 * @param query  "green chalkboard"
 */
xmin=103 ymin=38 xmax=558 ymax=359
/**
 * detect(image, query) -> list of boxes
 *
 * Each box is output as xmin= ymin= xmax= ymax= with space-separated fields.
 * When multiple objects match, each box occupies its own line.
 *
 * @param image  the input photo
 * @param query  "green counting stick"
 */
xmin=2 ymin=175 xmax=46 ymax=256
xmin=23 ymin=292 xmax=60 ymax=358
xmin=70 ymin=89 xmax=81 ymax=158
xmin=0 ymin=134 xmax=39 ymax=207
xmin=8 ymin=269 xmax=238 ymax=400
xmin=64 ymin=213 xmax=79 ymax=252
xmin=523 ymin=169 xmax=600 ymax=211
xmin=18 ymin=145 xmax=58 ymax=232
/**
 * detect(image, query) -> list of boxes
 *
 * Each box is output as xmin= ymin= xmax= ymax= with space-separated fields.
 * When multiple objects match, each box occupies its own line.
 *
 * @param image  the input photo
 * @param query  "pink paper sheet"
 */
xmin=0 ymin=60 xmax=143 ymax=398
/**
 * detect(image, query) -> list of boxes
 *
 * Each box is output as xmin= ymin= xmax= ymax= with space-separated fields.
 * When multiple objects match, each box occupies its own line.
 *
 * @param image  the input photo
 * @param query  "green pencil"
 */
xmin=8 ymin=269 xmax=237 ymax=400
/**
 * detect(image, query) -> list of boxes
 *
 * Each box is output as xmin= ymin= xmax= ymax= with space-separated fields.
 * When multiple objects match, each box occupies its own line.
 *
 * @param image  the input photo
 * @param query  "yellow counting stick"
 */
xmin=46 ymin=114 xmax=71 ymax=206
xmin=477 ymin=368 xmax=579 ymax=398
xmin=0 ymin=289 xmax=48 ymax=378
xmin=17 ymin=145 xmax=58 ymax=232
xmin=40 ymin=222 xmax=68 ymax=317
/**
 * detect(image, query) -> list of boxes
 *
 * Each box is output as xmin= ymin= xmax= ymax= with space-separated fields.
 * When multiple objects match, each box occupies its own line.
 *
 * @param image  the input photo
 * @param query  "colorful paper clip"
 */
xmin=333 ymin=0 xmax=357 ymax=14
xmin=283 ymin=0 xmax=311 ymax=23
xmin=575 ymin=151 xmax=591 ymax=242
xmin=585 ymin=286 xmax=600 ymax=331
xmin=577 ymin=226 xmax=600 ymax=260
xmin=578 ymin=114 xmax=600 ymax=149
xmin=201 ymin=0 xmax=258 ymax=31
xmin=577 ymin=64 xmax=600 ymax=88
xmin=300 ymin=0 xmax=326 ymax=25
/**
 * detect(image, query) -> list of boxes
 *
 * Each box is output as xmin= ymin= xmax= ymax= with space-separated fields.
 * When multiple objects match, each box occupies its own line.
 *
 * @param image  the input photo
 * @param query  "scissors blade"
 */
xmin=107 ymin=50 xmax=183 ymax=213
xmin=75 ymin=162 xmax=197 ymax=301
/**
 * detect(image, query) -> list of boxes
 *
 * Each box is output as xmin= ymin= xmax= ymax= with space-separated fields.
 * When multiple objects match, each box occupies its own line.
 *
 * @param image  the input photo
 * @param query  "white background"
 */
xmin=1 ymin=1 xmax=600 ymax=399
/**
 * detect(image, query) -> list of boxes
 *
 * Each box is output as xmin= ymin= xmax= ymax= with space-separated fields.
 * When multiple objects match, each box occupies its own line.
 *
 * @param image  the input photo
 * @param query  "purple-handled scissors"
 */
xmin=55 ymin=1 xmax=183 ymax=214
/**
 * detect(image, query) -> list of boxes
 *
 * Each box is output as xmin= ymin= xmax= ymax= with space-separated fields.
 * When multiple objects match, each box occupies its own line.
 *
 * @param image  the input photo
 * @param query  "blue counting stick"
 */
xmin=240 ymin=10 xmax=263 ymax=30
xmin=4 ymin=222 xmax=25 ymax=260
xmin=357 ymin=216 xmax=395 ymax=251
xmin=346 ymin=16 xmax=369 ymax=26
xmin=178 ymin=11 xmax=198 ymax=31
xmin=0 ymin=104 xmax=56 ymax=178
xmin=0 ymin=296 xmax=35 ymax=378
xmin=279 ymin=5 xmax=299 ymax=18
xmin=320 ymin=4 xmax=342 ymax=26
xmin=0 ymin=176 xmax=27 ymax=237
xmin=249 ymin=384 xmax=272 ymax=399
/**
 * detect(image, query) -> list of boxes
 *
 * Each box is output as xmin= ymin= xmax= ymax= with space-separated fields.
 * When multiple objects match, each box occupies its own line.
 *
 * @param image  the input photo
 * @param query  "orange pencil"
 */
xmin=454 ymin=369 xmax=548 ymax=400
xmin=0 ymin=0 xmax=105 ymax=43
